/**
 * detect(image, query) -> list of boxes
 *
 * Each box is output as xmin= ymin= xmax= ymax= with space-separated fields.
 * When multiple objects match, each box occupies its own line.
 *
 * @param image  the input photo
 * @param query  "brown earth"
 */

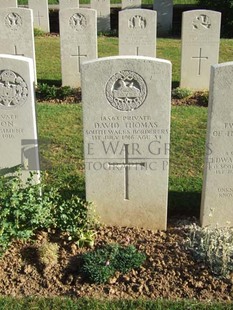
xmin=0 ymin=218 xmax=232 ymax=301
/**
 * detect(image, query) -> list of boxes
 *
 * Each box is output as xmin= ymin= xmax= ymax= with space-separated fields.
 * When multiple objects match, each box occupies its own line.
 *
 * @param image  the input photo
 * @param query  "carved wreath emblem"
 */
xmin=5 ymin=12 xmax=22 ymax=30
xmin=105 ymin=70 xmax=147 ymax=111
xmin=0 ymin=70 xmax=28 ymax=108
xmin=69 ymin=13 xmax=87 ymax=31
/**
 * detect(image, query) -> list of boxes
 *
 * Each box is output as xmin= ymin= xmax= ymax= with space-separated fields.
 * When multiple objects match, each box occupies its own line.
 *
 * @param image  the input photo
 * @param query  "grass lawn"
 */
xmin=35 ymin=36 xmax=233 ymax=87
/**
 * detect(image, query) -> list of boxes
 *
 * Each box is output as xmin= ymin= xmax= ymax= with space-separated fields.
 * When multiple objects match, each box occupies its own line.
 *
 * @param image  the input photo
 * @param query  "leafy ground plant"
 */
xmin=185 ymin=224 xmax=233 ymax=277
xmin=0 ymin=170 xmax=97 ymax=255
xmin=81 ymin=244 xmax=146 ymax=284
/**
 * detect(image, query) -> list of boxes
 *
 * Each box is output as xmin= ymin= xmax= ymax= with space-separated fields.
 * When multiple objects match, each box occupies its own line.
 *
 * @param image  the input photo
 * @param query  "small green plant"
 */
xmin=0 ymin=170 xmax=97 ymax=255
xmin=38 ymin=241 xmax=59 ymax=268
xmin=172 ymin=87 xmax=193 ymax=99
xmin=185 ymin=224 xmax=233 ymax=277
xmin=34 ymin=28 xmax=46 ymax=37
xmin=51 ymin=195 xmax=97 ymax=246
xmin=81 ymin=244 xmax=146 ymax=284
xmin=36 ymin=83 xmax=75 ymax=101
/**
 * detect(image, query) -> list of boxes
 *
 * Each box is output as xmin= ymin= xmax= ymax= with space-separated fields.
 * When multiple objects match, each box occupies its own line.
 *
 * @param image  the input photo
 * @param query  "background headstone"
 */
xmin=60 ymin=8 xmax=97 ymax=87
xmin=59 ymin=0 xmax=79 ymax=10
xmin=0 ymin=0 xmax=17 ymax=8
xmin=201 ymin=62 xmax=233 ymax=228
xmin=0 ymin=8 xmax=37 ymax=83
xmin=153 ymin=0 xmax=173 ymax=37
xmin=119 ymin=9 xmax=157 ymax=57
xmin=82 ymin=56 xmax=171 ymax=230
xmin=28 ymin=0 xmax=50 ymax=33
xmin=91 ymin=0 xmax=110 ymax=32
xmin=122 ymin=0 xmax=141 ymax=10
xmin=180 ymin=10 xmax=221 ymax=90
xmin=0 ymin=55 xmax=40 ymax=182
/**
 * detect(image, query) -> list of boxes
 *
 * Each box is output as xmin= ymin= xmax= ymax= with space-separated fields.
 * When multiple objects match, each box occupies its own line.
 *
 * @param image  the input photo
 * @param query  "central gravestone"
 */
xmin=82 ymin=56 xmax=171 ymax=230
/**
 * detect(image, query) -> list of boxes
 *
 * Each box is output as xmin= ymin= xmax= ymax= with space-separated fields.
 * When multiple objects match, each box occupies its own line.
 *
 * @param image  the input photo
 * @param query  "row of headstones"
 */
xmin=60 ymin=8 xmax=221 ymax=90
xmin=0 ymin=5 xmax=221 ymax=91
xmin=1 ymin=54 xmax=232 ymax=230
xmin=1 ymin=0 xmax=173 ymax=36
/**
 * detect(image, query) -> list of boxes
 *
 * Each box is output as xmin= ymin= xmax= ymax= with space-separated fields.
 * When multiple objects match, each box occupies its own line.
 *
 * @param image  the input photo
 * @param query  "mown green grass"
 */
xmin=35 ymin=36 xmax=233 ymax=87
xmin=0 ymin=297 xmax=231 ymax=310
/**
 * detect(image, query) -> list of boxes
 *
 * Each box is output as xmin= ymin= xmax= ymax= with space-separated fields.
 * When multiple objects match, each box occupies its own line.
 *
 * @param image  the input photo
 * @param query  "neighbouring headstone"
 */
xmin=119 ymin=9 xmax=157 ymax=57
xmin=180 ymin=10 xmax=221 ymax=90
xmin=82 ymin=56 xmax=171 ymax=230
xmin=28 ymin=0 xmax=50 ymax=33
xmin=0 ymin=0 xmax=17 ymax=8
xmin=122 ymin=0 xmax=141 ymax=10
xmin=0 ymin=8 xmax=37 ymax=83
xmin=201 ymin=62 xmax=233 ymax=228
xmin=0 ymin=55 xmax=40 ymax=182
xmin=59 ymin=0 xmax=79 ymax=10
xmin=91 ymin=0 xmax=110 ymax=32
xmin=60 ymin=8 xmax=97 ymax=88
xmin=153 ymin=0 xmax=173 ymax=36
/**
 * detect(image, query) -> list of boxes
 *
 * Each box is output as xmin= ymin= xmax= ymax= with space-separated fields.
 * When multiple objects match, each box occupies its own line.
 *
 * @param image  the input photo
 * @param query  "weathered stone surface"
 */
xmin=122 ymin=0 xmax=141 ymax=10
xmin=153 ymin=0 xmax=173 ymax=36
xmin=119 ymin=9 xmax=157 ymax=57
xmin=180 ymin=10 xmax=221 ymax=90
xmin=28 ymin=0 xmax=50 ymax=33
xmin=91 ymin=0 xmax=110 ymax=32
xmin=0 ymin=8 xmax=37 ymax=83
xmin=201 ymin=62 xmax=233 ymax=228
xmin=82 ymin=56 xmax=171 ymax=230
xmin=0 ymin=55 xmax=40 ymax=182
xmin=60 ymin=8 xmax=97 ymax=87
xmin=0 ymin=0 xmax=17 ymax=8
xmin=59 ymin=0 xmax=79 ymax=10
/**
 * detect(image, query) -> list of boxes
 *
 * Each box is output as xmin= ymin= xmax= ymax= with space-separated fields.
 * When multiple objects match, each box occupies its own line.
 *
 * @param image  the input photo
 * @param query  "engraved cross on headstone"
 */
xmin=136 ymin=47 xmax=139 ymax=55
xmin=192 ymin=47 xmax=208 ymax=76
xmin=71 ymin=46 xmax=87 ymax=72
xmin=13 ymin=45 xmax=24 ymax=56
xmin=108 ymin=144 xmax=145 ymax=200
xmin=36 ymin=10 xmax=44 ymax=26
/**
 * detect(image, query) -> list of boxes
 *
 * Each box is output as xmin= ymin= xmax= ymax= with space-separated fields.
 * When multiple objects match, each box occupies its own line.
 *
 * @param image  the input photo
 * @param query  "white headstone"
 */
xmin=60 ymin=8 xmax=97 ymax=88
xmin=28 ymin=0 xmax=50 ymax=33
xmin=0 ymin=55 xmax=40 ymax=182
xmin=201 ymin=62 xmax=233 ymax=228
xmin=82 ymin=56 xmax=171 ymax=230
xmin=91 ymin=0 xmax=110 ymax=32
xmin=0 ymin=0 xmax=17 ymax=8
xmin=119 ymin=9 xmax=157 ymax=57
xmin=153 ymin=0 xmax=173 ymax=36
xmin=180 ymin=10 xmax=221 ymax=90
xmin=122 ymin=0 xmax=141 ymax=10
xmin=0 ymin=8 xmax=37 ymax=83
xmin=59 ymin=0 xmax=79 ymax=11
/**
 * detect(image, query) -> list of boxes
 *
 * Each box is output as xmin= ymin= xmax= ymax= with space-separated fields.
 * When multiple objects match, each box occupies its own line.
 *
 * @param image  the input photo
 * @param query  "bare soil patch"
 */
xmin=0 ymin=219 xmax=232 ymax=301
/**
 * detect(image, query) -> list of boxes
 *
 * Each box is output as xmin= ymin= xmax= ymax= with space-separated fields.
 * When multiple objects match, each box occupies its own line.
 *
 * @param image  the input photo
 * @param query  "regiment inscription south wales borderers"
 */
xmin=82 ymin=56 xmax=171 ymax=231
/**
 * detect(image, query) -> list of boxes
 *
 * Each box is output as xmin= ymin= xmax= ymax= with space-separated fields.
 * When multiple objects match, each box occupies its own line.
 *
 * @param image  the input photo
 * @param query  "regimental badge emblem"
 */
xmin=5 ymin=12 xmax=22 ymax=30
xmin=0 ymin=70 xmax=28 ymax=109
xmin=105 ymin=70 xmax=147 ymax=111
xmin=128 ymin=15 xmax=146 ymax=29
xmin=69 ymin=13 xmax=87 ymax=31
xmin=193 ymin=14 xmax=211 ymax=30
